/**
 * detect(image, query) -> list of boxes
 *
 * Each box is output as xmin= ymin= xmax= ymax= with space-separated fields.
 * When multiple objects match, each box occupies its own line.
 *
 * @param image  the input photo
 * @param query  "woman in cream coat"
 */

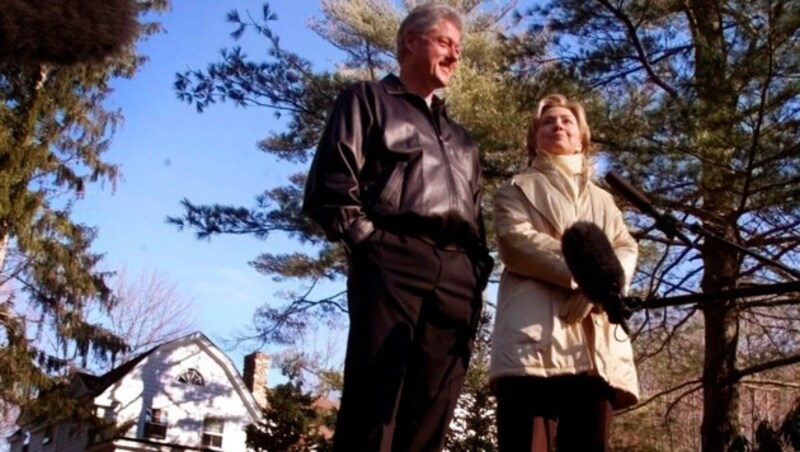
xmin=489 ymin=94 xmax=639 ymax=452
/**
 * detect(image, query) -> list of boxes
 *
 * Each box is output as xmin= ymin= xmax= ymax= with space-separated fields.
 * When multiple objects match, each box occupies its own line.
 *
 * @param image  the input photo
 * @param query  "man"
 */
xmin=302 ymin=3 xmax=492 ymax=451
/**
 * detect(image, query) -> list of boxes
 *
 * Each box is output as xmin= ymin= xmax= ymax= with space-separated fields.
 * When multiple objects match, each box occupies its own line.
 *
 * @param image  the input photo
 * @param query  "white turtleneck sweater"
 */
xmin=546 ymin=152 xmax=585 ymax=200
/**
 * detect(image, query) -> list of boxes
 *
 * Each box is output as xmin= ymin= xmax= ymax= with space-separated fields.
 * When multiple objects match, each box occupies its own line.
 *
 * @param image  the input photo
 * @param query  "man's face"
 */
xmin=402 ymin=19 xmax=461 ymax=92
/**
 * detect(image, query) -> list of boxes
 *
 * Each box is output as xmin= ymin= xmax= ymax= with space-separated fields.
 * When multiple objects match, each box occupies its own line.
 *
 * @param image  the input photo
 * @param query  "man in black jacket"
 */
xmin=303 ymin=3 xmax=492 ymax=451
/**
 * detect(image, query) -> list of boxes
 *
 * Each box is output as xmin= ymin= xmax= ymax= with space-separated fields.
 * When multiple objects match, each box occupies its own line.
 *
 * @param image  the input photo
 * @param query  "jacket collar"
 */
xmin=511 ymin=155 xmax=595 ymax=232
xmin=380 ymin=73 xmax=407 ymax=95
xmin=530 ymin=153 xmax=591 ymax=192
xmin=380 ymin=74 xmax=448 ymax=113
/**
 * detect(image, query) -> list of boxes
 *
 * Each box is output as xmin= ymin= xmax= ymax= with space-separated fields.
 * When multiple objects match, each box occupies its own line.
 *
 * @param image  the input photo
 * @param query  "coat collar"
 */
xmin=510 ymin=156 xmax=597 ymax=233
xmin=529 ymin=154 xmax=589 ymax=196
xmin=380 ymin=73 xmax=447 ymax=113
xmin=531 ymin=153 xmax=591 ymax=182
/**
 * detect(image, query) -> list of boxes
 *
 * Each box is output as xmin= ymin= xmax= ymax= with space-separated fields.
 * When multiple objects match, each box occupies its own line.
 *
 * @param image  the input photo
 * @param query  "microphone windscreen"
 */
xmin=0 ymin=0 xmax=138 ymax=65
xmin=562 ymin=221 xmax=625 ymax=305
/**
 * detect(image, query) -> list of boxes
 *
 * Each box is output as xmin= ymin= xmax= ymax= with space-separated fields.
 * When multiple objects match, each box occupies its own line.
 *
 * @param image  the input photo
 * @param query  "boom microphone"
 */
xmin=605 ymin=171 xmax=692 ymax=245
xmin=0 ymin=0 xmax=139 ymax=65
xmin=604 ymin=172 xmax=660 ymax=218
xmin=562 ymin=221 xmax=637 ymax=334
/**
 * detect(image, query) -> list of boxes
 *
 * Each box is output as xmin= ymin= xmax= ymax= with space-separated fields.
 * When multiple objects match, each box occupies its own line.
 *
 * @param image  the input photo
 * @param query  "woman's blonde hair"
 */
xmin=526 ymin=94 xmax=592 ymax=158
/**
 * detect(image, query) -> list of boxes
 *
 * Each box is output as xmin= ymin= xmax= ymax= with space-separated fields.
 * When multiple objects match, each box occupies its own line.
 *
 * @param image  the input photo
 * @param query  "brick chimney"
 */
xmin=243 ymin=352 xmax=269 ymax=410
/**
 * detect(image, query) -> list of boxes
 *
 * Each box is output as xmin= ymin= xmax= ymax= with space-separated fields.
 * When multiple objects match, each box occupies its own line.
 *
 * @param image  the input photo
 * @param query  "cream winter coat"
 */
xmin=489 ymin=154 xmax=640 ymax=409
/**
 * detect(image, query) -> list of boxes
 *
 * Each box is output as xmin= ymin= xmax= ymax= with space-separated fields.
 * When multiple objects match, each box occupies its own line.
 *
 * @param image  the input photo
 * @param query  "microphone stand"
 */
xmin=638 ymin=281 xmax=800 ymax=309
xmin=604 ymin=172 xmax=800 ymax=312
xmin=686 ymin=223 xmax=800 ymax=279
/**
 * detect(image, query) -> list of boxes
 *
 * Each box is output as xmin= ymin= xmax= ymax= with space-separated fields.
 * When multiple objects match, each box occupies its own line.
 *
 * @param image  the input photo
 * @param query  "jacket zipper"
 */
xmin=427 ymin=107 xmax=458 ymax=209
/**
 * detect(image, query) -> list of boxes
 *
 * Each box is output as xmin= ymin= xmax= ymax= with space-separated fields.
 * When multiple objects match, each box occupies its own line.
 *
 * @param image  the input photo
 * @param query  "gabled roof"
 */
xmin=12 ymin=331 xmax=265 ymax=445
xmin=75 ymin=347 xmax=158 ymax=396
xmin=72 ymin=331 xmax=264 ymax=421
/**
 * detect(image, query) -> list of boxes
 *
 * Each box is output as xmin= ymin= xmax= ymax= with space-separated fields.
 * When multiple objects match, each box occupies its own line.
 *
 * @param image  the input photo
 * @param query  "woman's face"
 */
xmin=536 ymin=106 xmax=583 ymax=156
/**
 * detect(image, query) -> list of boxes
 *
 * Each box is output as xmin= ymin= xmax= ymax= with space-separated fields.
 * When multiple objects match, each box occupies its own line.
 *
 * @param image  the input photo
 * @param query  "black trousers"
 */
xmin=495 ymin=375 xmax=614 ymax=452
xmin=333 ymin=230 xmax=482 ymax=452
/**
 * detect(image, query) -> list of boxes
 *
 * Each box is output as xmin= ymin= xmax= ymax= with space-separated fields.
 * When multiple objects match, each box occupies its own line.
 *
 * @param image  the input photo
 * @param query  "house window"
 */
xmin=143 ymin=408 xmax=168 ymax=440
xmin=96 ymin=404 xmax=116 ymax=420
xmin=201 ymin=417 xmax=224 ymax=449
xmin=177 ymin=368 xmax=205 ymax=386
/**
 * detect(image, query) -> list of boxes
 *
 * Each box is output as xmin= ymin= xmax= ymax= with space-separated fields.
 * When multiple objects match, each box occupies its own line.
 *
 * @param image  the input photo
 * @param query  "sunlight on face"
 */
xmin=537 ymin=106 xmax=583 ymax=155
xmin=402 ymin=18 xmax=461 ymax=94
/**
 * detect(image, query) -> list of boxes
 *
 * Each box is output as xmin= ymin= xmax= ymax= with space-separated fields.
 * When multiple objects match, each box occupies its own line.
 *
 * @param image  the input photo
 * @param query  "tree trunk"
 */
xmin=698 ymin=199 xmax=741 ymax=451
xmin=701 ymin=296 xmax=741 ymax=451
xmin=686 ymin=0 xmax=744 ymax=448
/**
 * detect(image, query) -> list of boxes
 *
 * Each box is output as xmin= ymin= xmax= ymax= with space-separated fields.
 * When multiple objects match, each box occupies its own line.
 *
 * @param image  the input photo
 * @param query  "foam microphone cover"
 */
xmin=561 ymin=221 xmax=625 ymax=305
xmin=0 ymin=0 xmax=139 ymax=65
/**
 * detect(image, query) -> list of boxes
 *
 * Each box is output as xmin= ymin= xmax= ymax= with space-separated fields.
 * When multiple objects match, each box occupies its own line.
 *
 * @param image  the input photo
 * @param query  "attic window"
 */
xmin=177 ymin=368 xmax=205 ymax=386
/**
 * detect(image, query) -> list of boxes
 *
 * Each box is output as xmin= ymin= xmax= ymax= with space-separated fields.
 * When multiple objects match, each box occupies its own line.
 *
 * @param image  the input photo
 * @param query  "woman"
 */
xmin=489 ymin=94 xmax=639 ymax=451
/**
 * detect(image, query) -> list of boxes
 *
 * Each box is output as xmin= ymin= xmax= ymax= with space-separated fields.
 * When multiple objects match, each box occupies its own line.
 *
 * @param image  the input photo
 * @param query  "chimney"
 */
xmin=243 ymin=352 xmax=269 ymax=410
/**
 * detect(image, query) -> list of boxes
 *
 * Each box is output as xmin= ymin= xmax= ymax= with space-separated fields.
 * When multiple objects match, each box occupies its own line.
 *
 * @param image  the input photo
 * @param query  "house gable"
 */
xmin=8 ymin=332 xmax=265 ymax=452
xmin=91 ymin=332 xmax=262 ymax=451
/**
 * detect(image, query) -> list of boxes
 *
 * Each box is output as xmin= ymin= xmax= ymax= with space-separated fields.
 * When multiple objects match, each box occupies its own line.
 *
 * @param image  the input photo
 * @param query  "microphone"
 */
xmin=604 ymin=172 xmax=660 ymax=218
xmin=604 ymin=172 xmax=692 ymax=245
xmin=561 ymin=221 xmax=638 ymax=335
xmin=0 ymin=0 xmax=138 ymax=66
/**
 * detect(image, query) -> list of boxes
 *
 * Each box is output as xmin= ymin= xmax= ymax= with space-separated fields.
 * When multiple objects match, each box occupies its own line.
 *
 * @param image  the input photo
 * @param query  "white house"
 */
xmin=7 ymin=332 xmax=267 ymax=452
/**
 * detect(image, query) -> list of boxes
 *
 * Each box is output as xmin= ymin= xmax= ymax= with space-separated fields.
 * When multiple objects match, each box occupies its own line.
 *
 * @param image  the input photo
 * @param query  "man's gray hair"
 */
xmin=396 ymin=3 xmax=464 ymax=63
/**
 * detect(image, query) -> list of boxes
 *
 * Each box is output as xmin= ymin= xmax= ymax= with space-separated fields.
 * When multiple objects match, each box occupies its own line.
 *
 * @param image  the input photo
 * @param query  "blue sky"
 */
xmin=73 ymin=0 xmax=343 ymax=384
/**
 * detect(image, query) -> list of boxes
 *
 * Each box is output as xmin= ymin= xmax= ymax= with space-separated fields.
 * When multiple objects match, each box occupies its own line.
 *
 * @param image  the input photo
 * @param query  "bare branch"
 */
xmin=595 ymin=0 xmax=680 ymax=99
xmin=729 ymin=354 xmax=800 ymax=383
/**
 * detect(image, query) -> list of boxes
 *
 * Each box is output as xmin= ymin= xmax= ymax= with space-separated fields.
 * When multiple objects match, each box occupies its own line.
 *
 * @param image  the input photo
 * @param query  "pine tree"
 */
xmin=514 ymin=0 xmax=800 ymax=449
xmin=246 ymin=360 xmax=335 ymax=451
xmin=0 ymin=0 xmax=170 ymax=425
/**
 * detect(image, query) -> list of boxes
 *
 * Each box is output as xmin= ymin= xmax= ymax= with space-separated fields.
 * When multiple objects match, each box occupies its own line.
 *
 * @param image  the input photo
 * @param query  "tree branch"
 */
xmin=595 ymin=0 xmax=680 ymax=99
xmin=728 ymin=354 xmax=800 ymax=383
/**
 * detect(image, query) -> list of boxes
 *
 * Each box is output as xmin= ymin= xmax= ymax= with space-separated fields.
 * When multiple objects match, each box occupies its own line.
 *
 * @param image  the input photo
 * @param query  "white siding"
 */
xmin=93 ymin=338 xmax=257 ymax=451
xmin=10 ymin=334 xmax=261 ymax=452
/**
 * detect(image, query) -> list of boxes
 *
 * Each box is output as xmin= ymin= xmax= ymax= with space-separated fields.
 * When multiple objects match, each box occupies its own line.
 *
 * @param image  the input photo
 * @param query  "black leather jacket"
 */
xmin=303 ymin=74 xmax=486 ymax=252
